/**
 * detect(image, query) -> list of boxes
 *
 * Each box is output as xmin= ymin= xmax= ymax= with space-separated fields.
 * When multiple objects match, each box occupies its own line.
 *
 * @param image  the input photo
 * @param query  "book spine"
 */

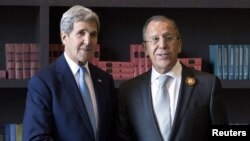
xmin=249 ymin=44 xmax=250 ymax=80
xmin=30 ymin=43 xmax=39 ymax=77
xmin=145 ymin=55 xmax=152 ymax=72
xmin=138 ymin=44 xmax=145 ymax=75
xmin=228 ymin=44 xmax=235 ymax=80
xmin=234 ymin=45 xmax=239 ymax=80
xmin=243 ymin=45 xmax=249 ymax=80
xmin=15 ymin=44 xmax=23 ymax=79
xmin=0 ymin=70 xmax=7 ymax=79
xmin=10 ymin=123 xmax=16 ymax=141
xmin=15 ymin=124 xmax=22 ymax=141
xmin=23 ymin=43 xmax=30 ymax=79
xmin=5 ymin=43 xmax=15 ymax=79
xmin=239 ymin=45 xmax=243 ymax=80
xmin=217 ymin=45 xmax=223 ymax=80
xmin=221 ymin=44 xmax=228 ymax=80
xmin=130 ymin=44 xmax=139 ymax=77
xmin=209 ymin=44 xmax=222 ymax=79
xmin=5 ymin=124 xmax=10 ymax=141
xmin=90 ymin=44 xmax=100 ymax=66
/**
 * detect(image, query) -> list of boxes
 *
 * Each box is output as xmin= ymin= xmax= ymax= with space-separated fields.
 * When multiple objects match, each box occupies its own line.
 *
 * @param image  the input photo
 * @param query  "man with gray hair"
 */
xmin=23 ymin=5 xmax=116 ymax=141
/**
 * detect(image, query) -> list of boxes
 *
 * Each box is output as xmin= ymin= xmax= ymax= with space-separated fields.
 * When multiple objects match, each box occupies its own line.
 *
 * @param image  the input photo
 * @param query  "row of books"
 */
xmin=92 ymin=44 xmax=202 ymax=80
xmin=129 ymin=44 xmax=202 ymax=78
xmin=2 ymin=43 xmax=202 ymax=80
xmin=130 ymin=44 xmax=152 ymax=76
xmin=209 ymin=44 xmax=250 ymax=80
xmin=50 ymin=43 xmax=202 ymax=80
xmin=4 ymin=43 xmax=39 ymax=79
xmin=96 ymin=60 xmax=201 ymax=80
xmin=97 ymin=61 xmax=134 ymax=80
xmin=3 ymin=123 xmax=22 ymax=141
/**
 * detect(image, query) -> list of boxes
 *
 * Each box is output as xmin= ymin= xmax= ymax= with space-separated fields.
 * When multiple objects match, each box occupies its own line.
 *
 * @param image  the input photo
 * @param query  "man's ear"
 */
xmin=61 ymin=32 xmax=67 ymax=45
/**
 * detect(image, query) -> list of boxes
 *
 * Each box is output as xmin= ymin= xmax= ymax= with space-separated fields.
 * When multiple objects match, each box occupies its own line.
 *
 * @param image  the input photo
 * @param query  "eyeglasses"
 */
xmin=144 ymin=34 xmax=179 ymax=45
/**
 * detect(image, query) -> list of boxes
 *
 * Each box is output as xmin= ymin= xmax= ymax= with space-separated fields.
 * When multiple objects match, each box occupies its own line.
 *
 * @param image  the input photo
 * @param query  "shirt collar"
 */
xmin=151 ymin=60 xmax=182 ymax=83
xmin=64 ymin=52 xmax=90 ymax=75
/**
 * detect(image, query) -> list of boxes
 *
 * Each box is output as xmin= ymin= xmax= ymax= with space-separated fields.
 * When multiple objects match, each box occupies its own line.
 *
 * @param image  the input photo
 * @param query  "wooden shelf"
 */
xmin=0 ymin=79 xmax=122 ymax=89
xmin=5 ymin=0 xmax=250 ymax=8
xmin=0 ymin=80 xmax=249 ymax=89
xmin=0 ymin=0 xmax=39 ymax=6
xmin=47 ymin=0 xmax=250 ymax=8
xmin=0 ymin=78 xmax=249 ymax=89
xmin=0 ymin=80 xmax=29 ymax=88
xmin=221 ymin=80 xmax=250 ymax=89
xmin=115 ymin=80 xmax=250 ymax=89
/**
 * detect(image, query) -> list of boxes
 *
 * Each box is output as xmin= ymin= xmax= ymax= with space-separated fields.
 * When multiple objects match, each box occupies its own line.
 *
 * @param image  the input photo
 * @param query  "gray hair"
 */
xmin=60 ymin=5 xmax=100 ymax=35
xmin=142 ymin=15 xmax=181 ymax=41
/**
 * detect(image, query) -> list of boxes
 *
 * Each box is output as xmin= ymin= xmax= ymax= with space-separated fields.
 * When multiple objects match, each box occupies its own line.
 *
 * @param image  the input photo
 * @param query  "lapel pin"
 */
xmin=98 ymin=79 xmax=102 ymax=83
xmin=185 ymin=76 xmax=196 ymax=86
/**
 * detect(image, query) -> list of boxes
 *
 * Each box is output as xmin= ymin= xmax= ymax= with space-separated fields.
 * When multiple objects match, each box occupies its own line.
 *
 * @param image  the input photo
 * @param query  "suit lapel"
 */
xmin=56 ymin=55 xmax=95 ymax=139
xmin=170 ymin=65 xmax=196 ymax=139
xmin=88 ymin=64 xmax=103 ymax=132
xmin=140 ymin=70 xmax=162 ymax=137
xmin=139 ymin=66 xmax=197 ymax=140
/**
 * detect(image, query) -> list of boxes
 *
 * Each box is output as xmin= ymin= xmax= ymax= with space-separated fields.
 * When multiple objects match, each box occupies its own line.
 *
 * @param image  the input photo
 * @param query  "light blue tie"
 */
xmin=79 ymin=66 xmax=97 ymax=137
xmin=155 ymin=75 xmax=172 ymax=141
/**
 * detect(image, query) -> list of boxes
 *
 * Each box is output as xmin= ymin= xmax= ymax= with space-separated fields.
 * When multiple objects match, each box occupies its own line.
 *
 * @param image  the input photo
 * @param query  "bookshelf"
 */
xmin=0 ymin=88 xmax=27 ymax=124
xmin=0 ymin=80 xmax=28 ymax=88
xmin=1 ymin=79 xmax=250 ymax=90
xmin=221 ymin=80 xmax=250 ymax=89
xmin=0 ymin=6 xmax=40 ymax=70
xmin=1 ymin=0 xmax=250 ymax=124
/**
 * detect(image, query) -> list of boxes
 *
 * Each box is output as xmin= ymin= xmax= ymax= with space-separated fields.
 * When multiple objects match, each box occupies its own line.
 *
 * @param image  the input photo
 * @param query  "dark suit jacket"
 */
xmin=23 ymin=55 xmax=116 ymax=141
xmin=117 ymin=64 xmax=228 ymax=141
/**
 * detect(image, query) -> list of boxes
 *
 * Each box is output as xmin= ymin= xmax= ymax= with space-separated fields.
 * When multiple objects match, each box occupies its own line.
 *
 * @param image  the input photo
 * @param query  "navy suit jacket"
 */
xmin=117 ymin=64 xmax=228 ymax=141
xmin=23 ymin=55 xmax=116 ymax=141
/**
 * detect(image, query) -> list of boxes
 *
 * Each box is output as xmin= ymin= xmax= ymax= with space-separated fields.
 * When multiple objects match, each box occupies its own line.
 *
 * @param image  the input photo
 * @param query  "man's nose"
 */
xmin=158 ymin=37 xmax=167 ymax=49
xmin=83 ymin=35 xmax=91 ymax=45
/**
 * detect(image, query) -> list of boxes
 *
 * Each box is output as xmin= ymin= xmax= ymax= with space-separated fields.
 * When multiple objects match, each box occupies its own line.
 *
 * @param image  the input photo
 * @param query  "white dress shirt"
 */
xmin=64 ymin=53 xmax=99 ymax=129
xmin=151 ymin=60 xmax=182 ymax=124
